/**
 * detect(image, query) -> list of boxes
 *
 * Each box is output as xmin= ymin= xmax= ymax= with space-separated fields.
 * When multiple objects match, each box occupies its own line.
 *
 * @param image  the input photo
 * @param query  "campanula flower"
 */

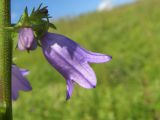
xmin=12 ymin=65 xmax=32 ymax=100
xmin=41 ymin=32 xmax=112 ymax=100
xmin=18 ymin=28 xmax=37 ymax=51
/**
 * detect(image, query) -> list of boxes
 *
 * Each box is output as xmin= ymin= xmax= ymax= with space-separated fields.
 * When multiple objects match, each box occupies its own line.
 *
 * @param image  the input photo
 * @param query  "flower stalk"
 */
xmin=0 ymin=0 xmax=13 ymax=119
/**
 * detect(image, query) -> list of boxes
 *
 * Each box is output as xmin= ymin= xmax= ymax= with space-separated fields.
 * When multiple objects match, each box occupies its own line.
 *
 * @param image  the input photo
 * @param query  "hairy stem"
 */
xmin=0 ymin=0 xmax=12 ymax=119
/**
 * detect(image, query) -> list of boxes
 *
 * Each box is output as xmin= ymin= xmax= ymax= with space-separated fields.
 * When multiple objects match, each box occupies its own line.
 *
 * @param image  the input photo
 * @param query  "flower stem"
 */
xmin=0 ymin=0 xmax=12 ymax=119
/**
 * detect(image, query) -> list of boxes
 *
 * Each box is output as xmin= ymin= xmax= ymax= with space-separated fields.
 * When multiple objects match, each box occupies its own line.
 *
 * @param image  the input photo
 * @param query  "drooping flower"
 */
xmin=18 ymin=28 xmax=37 ymax=51
xmin=41 ymin=32 xmax=112 ymax=100
xmin=12 ymin=65 xmax=32 ymax=100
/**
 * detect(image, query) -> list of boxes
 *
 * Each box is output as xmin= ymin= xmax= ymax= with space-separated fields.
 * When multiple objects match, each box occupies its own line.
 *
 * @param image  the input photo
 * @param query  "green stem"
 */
xmin=0 ymin=0 xmax=12 ymax=120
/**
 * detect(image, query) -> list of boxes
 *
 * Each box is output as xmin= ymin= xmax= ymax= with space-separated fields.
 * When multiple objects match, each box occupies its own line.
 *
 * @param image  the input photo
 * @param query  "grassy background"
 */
xmin=13 ymin=0 xmax=160 ymax=119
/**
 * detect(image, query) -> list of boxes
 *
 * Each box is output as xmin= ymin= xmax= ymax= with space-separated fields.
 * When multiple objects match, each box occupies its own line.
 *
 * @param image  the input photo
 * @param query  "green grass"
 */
xmin=13 ymin=0 xmax=160 ymax=119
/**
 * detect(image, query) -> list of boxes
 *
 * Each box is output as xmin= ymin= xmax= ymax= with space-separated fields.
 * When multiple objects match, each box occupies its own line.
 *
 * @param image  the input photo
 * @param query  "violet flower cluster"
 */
xmin=13 ymin=29 xmax=112 ymax=100
xmin=12 ymin=5 xmax=112 ymax=100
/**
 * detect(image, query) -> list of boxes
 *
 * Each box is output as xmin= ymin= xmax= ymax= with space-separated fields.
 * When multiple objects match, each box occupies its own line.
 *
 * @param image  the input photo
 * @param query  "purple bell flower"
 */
xmin=41 ymin=32 xmax=112 ymax=100
xmin=12 ymin=65 xmax=32 ymax=100
xmin=18 ymin=28 xmax=37 ymax=51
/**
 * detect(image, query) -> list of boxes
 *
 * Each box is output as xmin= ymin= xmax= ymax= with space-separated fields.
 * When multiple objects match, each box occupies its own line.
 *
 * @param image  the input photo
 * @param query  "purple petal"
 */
xmin=41 ymin=32 xmax=112 ymax=63
xmin=66 ymin=80 xmax=74 ymax=100
xmin=12 ymin=65 xmax=32 ymax=100
xmin=69 ymin=62 xmax=97 ymax=88
xmin=20 ymin=69 xmax=29 ymax=76
xmin=29 ymin=39 xmax=37 ymax=50
xmin=42 ymin=40 xmax=96 ymax=88
xmin=82 ymin=49 xmax=112 ymax=63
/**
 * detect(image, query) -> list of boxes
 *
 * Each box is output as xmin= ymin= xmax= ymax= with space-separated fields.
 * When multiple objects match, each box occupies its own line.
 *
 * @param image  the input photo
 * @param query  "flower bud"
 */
xmin=18 ymin=28 xmax=37 ymax=51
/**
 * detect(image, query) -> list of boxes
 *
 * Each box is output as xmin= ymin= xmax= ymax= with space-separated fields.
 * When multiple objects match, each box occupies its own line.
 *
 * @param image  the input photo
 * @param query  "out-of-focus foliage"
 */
xmin=13 ymin=0 xmax=160 ymax=119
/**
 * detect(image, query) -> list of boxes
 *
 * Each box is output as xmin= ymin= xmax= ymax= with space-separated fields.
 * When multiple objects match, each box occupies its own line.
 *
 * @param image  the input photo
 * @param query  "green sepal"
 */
xmin=30 ymin=4 xmax=49 ymax=22
xmin=33 ymin=20 xmax=49 ymax=39
xmin=49 ymin=23 xmax=57 ymax=30
xmin=15 ymin=7 xmax=31 ymax=28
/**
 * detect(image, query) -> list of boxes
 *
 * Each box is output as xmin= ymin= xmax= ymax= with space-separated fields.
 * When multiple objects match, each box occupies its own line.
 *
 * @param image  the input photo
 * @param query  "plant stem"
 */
xmin=0 ymin=0 xmax=12 ymax=119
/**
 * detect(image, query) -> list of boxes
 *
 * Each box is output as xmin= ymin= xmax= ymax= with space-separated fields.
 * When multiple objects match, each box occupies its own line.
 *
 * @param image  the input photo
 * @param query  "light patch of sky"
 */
xmin=112 ymin=0 xmax=135 ymax=6
xmin=11 ymin=0 xmax=135 ymax=23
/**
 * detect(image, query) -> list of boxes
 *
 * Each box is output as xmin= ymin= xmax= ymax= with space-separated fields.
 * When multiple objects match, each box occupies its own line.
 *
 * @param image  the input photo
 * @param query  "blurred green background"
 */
xmin=13 ymin=0 xmax=160 ymax=119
